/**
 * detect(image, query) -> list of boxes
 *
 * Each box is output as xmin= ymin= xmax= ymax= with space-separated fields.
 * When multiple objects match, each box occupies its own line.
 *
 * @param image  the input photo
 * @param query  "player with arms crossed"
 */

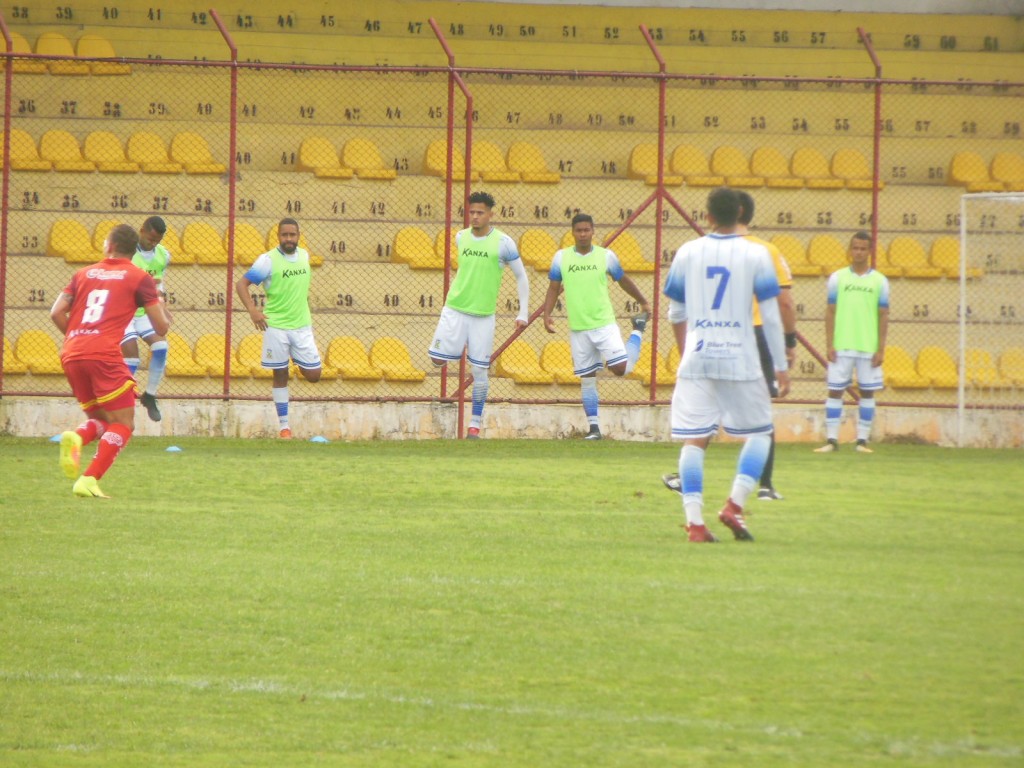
xmin=428 ymin=192 xmax=530 ymax=438
xmin=662 ymin=188 xmax=790 ymax=543
xmin=51 ymin=224 xmax=170 ymax=498
xmin=235 ymin=218 xmax=322 ymax=439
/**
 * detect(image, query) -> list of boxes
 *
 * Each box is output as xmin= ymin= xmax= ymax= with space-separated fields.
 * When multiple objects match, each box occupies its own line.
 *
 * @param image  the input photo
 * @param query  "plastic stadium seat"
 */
xmin=35 ymin=32 xmax=90 ymax=75
xmin=630 ymin=341 xmax=675 ymax=386
xmin=297 ymin=136 xmax=354 ymax=179
xmin=4 ymin=336 xmax=30 ymax=374
xmin=39 ymin=130 xmax=96 ymax=172
xmin=165 ymin=332 xmax=209 ymax=377
xmin=127 ymin=132 xmax=183 ymax=173
xmin=667 ymin=345 xmax=682 ymax=378
xmin=916 ymin=346 xmax=959 ymax=388
xmin=966 ymin=349 xmax=1012 ymax=389
xmin=160 ymin=225 xmax=187 ymax=263
xmin=495 ymin=340 xmax=555 ymax=384
xmin=670 ymin=145 xmax=724 ymax=187
xmin=9 ymin=32 xmax=47 ymax=74
xmin=183 ymin=222 xmax=228 ymax=266
xmin=236 ymin=333 xmax=273 ymax=378
xmin=76 ymin=34 xmax=131 ymax=75
xmin=369 ymin=337 xmax=426 ymax=382
xmin=47 ymin=220 xmax=101 ymax=263
xmin=393 ymin=226 xmax=439 ymax=269
xmin=518 ymin=228 xmax=558 ymax=271
xmin=540 ymin=340 xmax=577 ymax=383
xmin=560 ymin=230 xmax=576 ymax=249
xmin=884 ymin=346 xmax=930 ymax=388
xmin=326 ymin=336 xmax=383 ymax=380
xmin=425 ymin=140 xmax=479 ymax=181
xmin=791 ymin=147 xmax=844 ymax=190
xmin=264 ymin=224 xmax=322 ymax=266
xmin=948 ymin=151 xmax=1003 ymax=192
xmin=171 ymin=132 xmax=226 ymax=175
xmin=885 ymin=236 xmax=943 ymax=278
xmin=831 ymin=148 xmax=882 ymax=190
xmin=750 ymin=146 xmax=803 ymax=189
xmin=472 ymin=141 xmax=520 ymax=183
xmin=507 ymin=142 xmax=560 ymax=183
xmin=90 ymin=220 xmax=123 ymax=253
xmin=872 ymin=243 xmax=905 ymax=279
xmin=83 ymin=131 xmax=140 ymax=173
xmin=998 ymin=347 xmax=1024 ymax=386
xmin=928 ymin=236 xmax=983 ymax=280
xmin=14 ymin=330 xmax=64 ymax=374
xmin=228 ymin=223 xmax=267 ymax=267
xmin=606 ymin=231 xmax=654 ymax=273
xmin=7 ymin=130 xmax=52 ymax=171
xmin=628 ymin=143 xmax=682 ymax=186
xmin=434 ymin=228 xmax=459 ymax=268
xmin=710 ymin=146 xmax=763 ymax=188
xmin=770 ymin=234 xmax=821 ymax=276
xmin=193 ymin=333 xmax=228 ymax=377
xmin=990 ymin=152 xmax=1024 ymax=192
xmin=341 ymin=137 xmax=397 ymax=180
xmin=807 ymin=234 xmax=849 ymax=273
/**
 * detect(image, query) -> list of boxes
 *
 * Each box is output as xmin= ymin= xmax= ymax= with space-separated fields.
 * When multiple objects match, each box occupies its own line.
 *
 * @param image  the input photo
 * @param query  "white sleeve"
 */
xmin=668 ymin=299 xmax=687 ymax=325
xmin=507 ymin=256 xmax=530 ymax=323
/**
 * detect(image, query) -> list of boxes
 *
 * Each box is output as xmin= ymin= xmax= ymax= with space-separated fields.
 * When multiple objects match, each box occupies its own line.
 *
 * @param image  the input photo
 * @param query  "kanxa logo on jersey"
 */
xmin=693 ymin=318 xmax=742 ymax=328
xmin=461 ymin=248 xmax=492 ymax=259
xmin=281 ymin=267 xmax=309 ymax=278
xmin=566 ymin=263 xmax=599 ymax=273
xmin=843 ymin=283 xmax=876 ymax=294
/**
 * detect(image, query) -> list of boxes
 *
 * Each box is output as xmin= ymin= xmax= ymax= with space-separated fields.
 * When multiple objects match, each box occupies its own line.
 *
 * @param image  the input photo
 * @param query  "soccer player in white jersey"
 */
xmin=428 ymin=191 xmax=530 ymax=438
xmin=236 ymin=218 xmax=322 ymax=439
xmin=662 ymin=187 xmax=790 ymax=543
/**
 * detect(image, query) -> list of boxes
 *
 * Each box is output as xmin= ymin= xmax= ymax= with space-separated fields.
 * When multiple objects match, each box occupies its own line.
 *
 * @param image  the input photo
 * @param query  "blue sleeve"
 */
xmin=499 ymin=234 xmax=521 ymax=265
xmin=877 ymin=275 xmax=890 ymax=309
xmin=826 ymin=272 xmax=840 ymax=305
xmin=605 ymin=250 xmax=624 ymax=282
xmin=548 ymin=251 xmax=563 ymax=281
xmin=243 ymin=253 xmax=272 ymax=286
xmin=753 ymin=253 xmax=781 ymax=303
xmin=663 ymin=258 xmax=686 ymax=304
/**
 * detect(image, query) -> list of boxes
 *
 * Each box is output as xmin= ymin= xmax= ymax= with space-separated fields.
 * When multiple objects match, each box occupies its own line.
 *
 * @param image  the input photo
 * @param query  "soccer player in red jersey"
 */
xmin=49 ymin=223 xmax=170 ymax=498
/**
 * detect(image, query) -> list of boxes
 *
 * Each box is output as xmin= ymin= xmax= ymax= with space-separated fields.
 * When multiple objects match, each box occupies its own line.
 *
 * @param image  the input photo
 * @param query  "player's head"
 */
xmin=706 ymin=187 xmax=741 ymax=230
xmin=467 ymin=191 xmax=495 ymax=233
xmin=736 ymin=191 xmax=755 ymax=226
xmin=570 ymin=213 xmax=595 ymax=250
xmin=277 ymin=218 xmax=300 ymax=254
xmin=849 ymin=231 xmax=872 ymax=267
xmin=139 ymin=216 xmax=166 ymax=250
xmin=105 ymin=224 xmax=140 ymax=258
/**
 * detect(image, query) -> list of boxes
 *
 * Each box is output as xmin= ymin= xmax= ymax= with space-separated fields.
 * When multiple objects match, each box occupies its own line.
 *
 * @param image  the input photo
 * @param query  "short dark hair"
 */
xmin=851 ymin=230 xmax=873 ymax=247
xmin=571 ymin=213 xmax=594 ymax=228
xmin=278 ymin=217 xmax=299 ymax=233
xmin=107 ymin=224 xmax=139 ymax=257
xmin=468 ymin=191 xmax=495 ymax=208
xmin=707 ymin=187 xmax=741 ymax=228
xmin=736 ymin=191 xmax=755 ymax=226
xmin=142 ymin=216 xmax=166 ymax=235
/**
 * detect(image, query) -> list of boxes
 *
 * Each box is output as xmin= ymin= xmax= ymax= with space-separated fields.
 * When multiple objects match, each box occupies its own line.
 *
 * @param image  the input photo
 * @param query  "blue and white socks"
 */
xmin=272 ymin=386 xmax=289 ymax=430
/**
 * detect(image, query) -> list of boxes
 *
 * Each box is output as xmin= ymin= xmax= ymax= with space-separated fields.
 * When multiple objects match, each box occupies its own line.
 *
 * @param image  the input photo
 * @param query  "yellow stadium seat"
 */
xmin=966 ymin=349 xmax=1012 ymax=389
xmin=751 ymin=146 xmax=803 ymax=189
xmin=434 ymin=228 xmax=459 ymax=268
xmin=297 ymin=136 xmax=354 ymax=179
xmin=76 ymin=34 xmax=131 ymax=75
xmin=369 ymin=337 xmax=426 ymax=382
xmin=47 ymin=220 xmax=101 ymax=263
xmin=90 ymin=220 xmax=123 ymax=253
xmin=165 ymin=332 xmax=209 ymax=377
xmin=628 ymin=143 xmax=682 ymax=186
xmin=14 ymin=330 xmax=65 ymax=374
xmin=39 ymin=130 xmax=96 ymax=172
xmin=341 ymin=137 xmax=397 ymax=180
xmin=171 ymin=132 xmax=226 ymax=175
xmin=4 ymin=336 xmax=30 ymax=374
xmin=424 ymin=140 xmax=479 ymax=181
xmin=667 ymin=345 xmax=682 ymax=377
xmin=9 ymin=32 xmax=47 ymax=74
xmin=928 ymin=236 xmax=983 ymax=280
xmin=193 ymin=333 xmax=228 ymax=377
xmin=183 ymin=222 xmax=228 ymax=266
xmin=393 ymin=226 xmax=439 ymax=269
xmin=670 ymin=145 xmax=724 ymax=187
xmin=507 ymin=142 xmax=560 ymax=183
xmin=710 ymin=146 xmax=763 ymax=188
xmin=326 ymin=336 xmax=383 ymax=380
xmin=791 ymin=147 xmax=844 ymax=190
xmin=807 ymin=234 xmax=849 ymax=273
xmin=127 ymin=132 xmax=183 ymax=173
xmin=495 ymin=340 xmax=555 ymax=384
xmin=518 ymin=228 xmax=558 ymax=271
xmin=998 ymin=347 xmax=1024 ymax=386
xmin=831 ymin=148 xmax=882 ymax=190
xmin=236 ymin=333 xmax=273 ymax=378
xmin=630 ymin=341 xmax=675 ymax=386
xmin=228 ymin=223 xmax=267 ymax=267
xmin=264 ymin=224 xmax=322 ymax=266
xmin=771 ymin=234 xmax=821 ymax=276
xmin=872 ymin=243 xmax=905 ymax=278
xmin=605 ymin=231 xmax=654 ymax=273
xmin=540 ymin=340 xmax=577 ymax=383
xmin=161 ymin=225 xmax=188 ymax=263
xmin=948 ymin=151 xmax=1003 ymax=192
xmin=560 ymin=230 xmax=576 ymax=249
xmin=83 ymin=131 xmax=140 ymax=173
xmin=885 ymin=236 xmax=943 ymax=278
xmin=884 ymin=346 xmax=930 ymax=388
xmin=472 ymin=140 xmax=520 ymax=183
xmin=916 ymin=346 xmax=959 ymax=388
xmin=990 ymin=152 xmax=1024 ymax=192
xmin=8 ymin=129 xmax=52 ymax=171
xmin=35 ymin=32 xmax=89 ymax=75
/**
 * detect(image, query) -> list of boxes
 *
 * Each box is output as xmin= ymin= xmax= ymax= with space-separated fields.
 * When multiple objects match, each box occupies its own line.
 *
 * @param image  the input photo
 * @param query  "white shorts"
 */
xmin=122 ymin=314 xmax=158 ymax=344
xmin=262 ymin=326 xmax=322 ymax=371
xmin=569 ymin=324 xmax=627 ymax=376
xmin=827 ymin=354 xmax=883 ymax=392
xmin=671 ymin=377 xmax=774 ymax=439
xmin=428 ymin=306 xmax=496 ymax=368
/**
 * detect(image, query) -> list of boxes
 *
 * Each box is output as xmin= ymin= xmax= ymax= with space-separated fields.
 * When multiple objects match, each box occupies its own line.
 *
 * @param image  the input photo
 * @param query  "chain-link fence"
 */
xmin=2 ymin=22 xmax=1022 ymax=416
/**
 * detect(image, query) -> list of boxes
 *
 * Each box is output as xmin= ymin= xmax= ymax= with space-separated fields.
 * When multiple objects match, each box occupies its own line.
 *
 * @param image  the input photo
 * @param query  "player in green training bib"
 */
xmin=541 ymin=213 xmax=650 ymax=440
xmin=236 ymin=218 xmax=323 ymax=439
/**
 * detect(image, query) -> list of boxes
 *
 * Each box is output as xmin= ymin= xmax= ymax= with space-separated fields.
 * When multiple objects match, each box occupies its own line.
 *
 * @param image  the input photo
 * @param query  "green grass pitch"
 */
xmin=1 ymin=435 xmax=1022 ymax=766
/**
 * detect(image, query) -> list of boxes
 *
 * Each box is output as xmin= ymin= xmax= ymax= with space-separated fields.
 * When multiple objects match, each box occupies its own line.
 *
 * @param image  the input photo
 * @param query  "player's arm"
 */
xmin=777 ymin=288 xmax=797 ymax=365
xmin=823 ymin=272 xmax=839 ymax=362
xmin=667 ymin=299 xmax=687 ymax=353
xmin=542 ymin=280 xmax=562 ymax=333
xmin=136 ymin=273 xmax=169 ymax=336
xmin=616 ymin=274 xmax=650 ymax=316
xmin=235 ymin=256 xmax=270 ymax=330
xmin=874 ymin=307 xmax=889 ymax=367
xmin=758 ymin=296 xmax=790 ymax=397
xmin=503 ymin=241 xmax=530 ymax=328
xmin=49 ymin=291 xmax=73 ymax=334
xmin=144 ymin=301 xmax=170 ymax=337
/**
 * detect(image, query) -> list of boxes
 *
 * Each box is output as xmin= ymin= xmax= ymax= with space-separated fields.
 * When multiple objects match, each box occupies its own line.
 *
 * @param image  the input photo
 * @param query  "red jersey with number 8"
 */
xmin=61 ymin=258 xmax=161 ymax=364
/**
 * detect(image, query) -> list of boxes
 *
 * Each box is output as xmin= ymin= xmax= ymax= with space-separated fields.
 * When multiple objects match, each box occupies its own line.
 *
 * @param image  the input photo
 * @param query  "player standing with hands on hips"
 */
xmin=428 ymin=192 xmax=530 ymax=438
xmin=662 ymin=188 xmax=789 ymax=543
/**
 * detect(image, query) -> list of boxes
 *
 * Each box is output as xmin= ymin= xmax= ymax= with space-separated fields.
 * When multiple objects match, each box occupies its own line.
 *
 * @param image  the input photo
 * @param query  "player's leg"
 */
xmin=69 ymin=361 xmax=138 ymax=498
xmin=136 ymin=315 xmax=166 ymax=422
xmin=671 ymin=378 xmax=719 ymax=542
xmin=290 ymin=327 xmax=323 ymax=383
xmin=260 ymin=327 xmax=293 ymax=438
xmin=121 ymin=319 xmax=141 ymax=375
xmin=718 ymin=380 xmax=775 ymax=541
xmin=816 ymin=357 xmax=853 ymax=452
xmin=465 ymin=314 xmax=497 ymax=438
xmin=625 ymin=311 xmax=646 ymax=372
xmin=855 ymin=358 xmax=884 ymax=453
xmin=571 ymin=330 xmax=605 ymax=438
xmin=427 ymin=307 xmax=466 ymax=368
xmin=59 ymin=360 xmax=109 ymax=480
xmin=753 ymin=326 xmax=781 ymax=499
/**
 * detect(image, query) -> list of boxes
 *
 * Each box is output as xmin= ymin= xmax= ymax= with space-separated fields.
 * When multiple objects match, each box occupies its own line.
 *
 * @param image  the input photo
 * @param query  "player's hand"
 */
xmin=775 ymin=370 xmax=791 ymax=398
xmin=514 ymin=318 xmax=528 ymax=331
xmin=249 ymin=310 xmax=267 ymax=330
xmin=543 ymin=317 xmax=556 ymax=333
xmin=827 ymin=348 xmax=837 ymax=363
xmin=786 ymin=345 xmax=797 ymax=367
xmin=872 ymin=351 xmax=884 ymax=367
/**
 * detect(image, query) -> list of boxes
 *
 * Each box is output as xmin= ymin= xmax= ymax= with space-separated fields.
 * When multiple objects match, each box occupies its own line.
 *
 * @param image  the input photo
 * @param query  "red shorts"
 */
xmin=63 ymin=357 xmax=138 ymax=414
